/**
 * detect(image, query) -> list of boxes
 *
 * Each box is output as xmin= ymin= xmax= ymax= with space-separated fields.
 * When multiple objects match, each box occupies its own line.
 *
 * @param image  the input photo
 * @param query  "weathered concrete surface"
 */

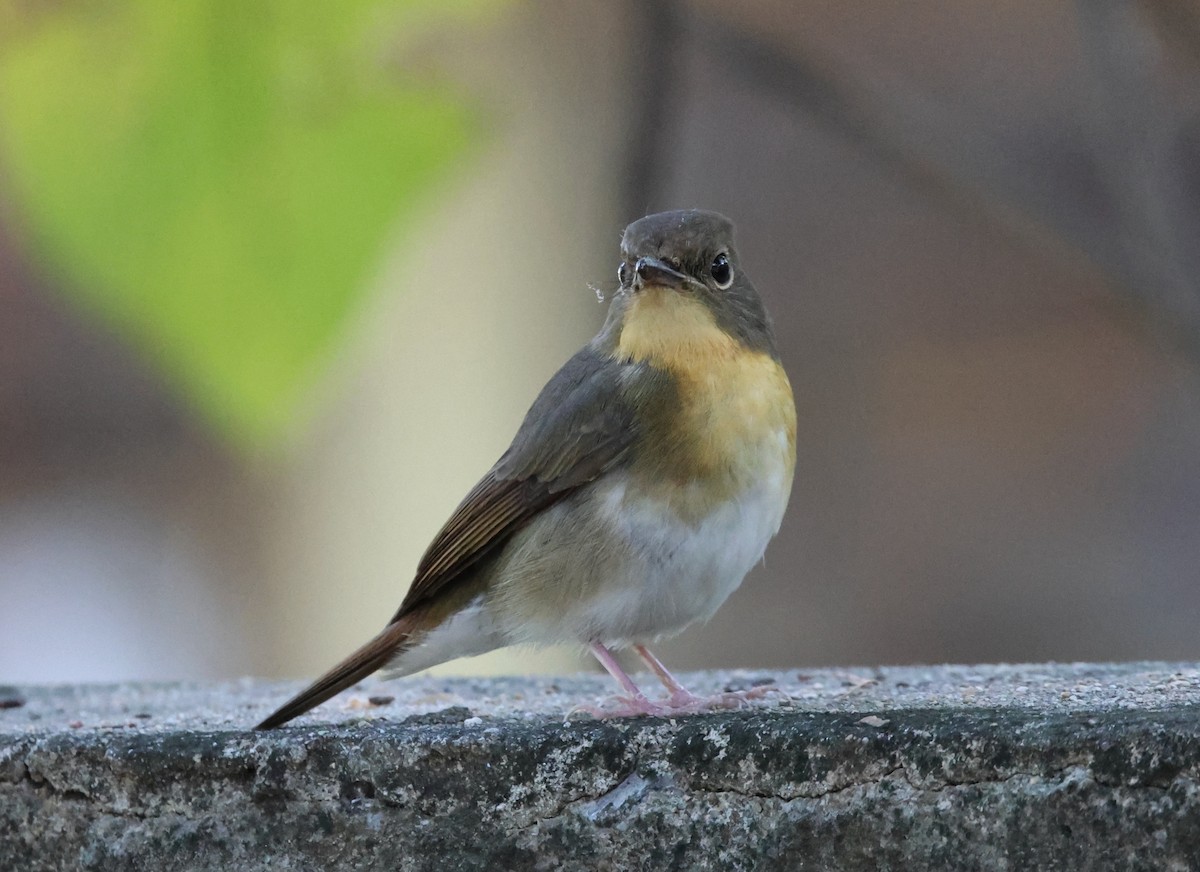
xmin=3 ymin=663 xmax=1200 ymax=871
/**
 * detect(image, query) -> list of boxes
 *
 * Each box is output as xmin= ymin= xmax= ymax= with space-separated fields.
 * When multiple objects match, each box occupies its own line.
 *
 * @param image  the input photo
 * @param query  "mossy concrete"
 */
xmin=3 ymin=663 xmax=1200 ymax=870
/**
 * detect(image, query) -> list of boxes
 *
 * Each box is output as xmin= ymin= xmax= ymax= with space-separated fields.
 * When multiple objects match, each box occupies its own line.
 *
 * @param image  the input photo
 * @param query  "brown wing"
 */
xmin=389 ymin=344 xmax=667 ymax=621
xmin=255 ymin=345 xmax=668 ymax=729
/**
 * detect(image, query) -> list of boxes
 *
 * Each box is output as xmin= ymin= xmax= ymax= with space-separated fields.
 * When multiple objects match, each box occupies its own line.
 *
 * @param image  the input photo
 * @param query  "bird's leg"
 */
xmin=591 ymin=641 xmax=645 ymax=697
xmin=633 ymin=644 xmax=701 ymax=706
xmin=570 ymin=643 xmax=778 ymax=719
xmin=635 ymin=644 xmax=774 ymax=713
xmin=570 ymin=642 xmax=672 ymax=718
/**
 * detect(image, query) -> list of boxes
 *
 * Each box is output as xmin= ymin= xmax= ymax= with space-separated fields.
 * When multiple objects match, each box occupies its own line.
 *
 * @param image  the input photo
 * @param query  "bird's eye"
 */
xmin=710 ymin=253 xmax=733 ymax=289
xmin=618 ymin=261 xmax=629 ymax=286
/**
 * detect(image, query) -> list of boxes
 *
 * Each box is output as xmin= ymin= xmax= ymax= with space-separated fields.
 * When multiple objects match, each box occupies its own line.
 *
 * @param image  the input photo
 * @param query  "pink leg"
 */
xmin=635 ymin=644 xmax=776 ymax=713
xmin=570 ymin=642 xmax=780 ymax=720
xmin=571 ymin=642 xmax=671 ymax=719
xmin=634 ymin=644 xmax=707 ymax=708
xmin=590 ymin=642 xmax=647 ymax=697
xmin=633 ymin=645 xmax=689 ymax=694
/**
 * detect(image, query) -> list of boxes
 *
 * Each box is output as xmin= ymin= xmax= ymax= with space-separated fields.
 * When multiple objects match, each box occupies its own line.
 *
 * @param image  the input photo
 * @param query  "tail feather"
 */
xmin=256 ymin=617 xmax=416 ymax=730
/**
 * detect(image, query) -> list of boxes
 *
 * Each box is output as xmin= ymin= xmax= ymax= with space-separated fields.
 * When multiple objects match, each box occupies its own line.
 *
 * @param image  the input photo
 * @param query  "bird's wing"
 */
xmin=255 ymin=345 xmax=664 ymax=730
xmin=390 ymin=344 xmax=665 ymax=621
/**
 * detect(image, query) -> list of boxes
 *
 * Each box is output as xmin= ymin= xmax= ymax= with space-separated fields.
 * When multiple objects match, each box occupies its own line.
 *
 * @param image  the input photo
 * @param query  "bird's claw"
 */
xmin=568 ymin=685 xmax=780 ymax=720
xmin=568 ymin=693 xmax=671 ymax=720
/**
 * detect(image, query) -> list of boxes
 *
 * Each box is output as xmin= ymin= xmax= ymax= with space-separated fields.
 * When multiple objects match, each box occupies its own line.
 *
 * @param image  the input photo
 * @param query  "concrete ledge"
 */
xmin=3 ymin=663 xmax=1200 ymax=870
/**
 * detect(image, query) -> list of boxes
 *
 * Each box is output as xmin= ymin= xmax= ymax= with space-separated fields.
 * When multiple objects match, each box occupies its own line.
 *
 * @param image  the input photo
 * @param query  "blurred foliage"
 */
xmin=0 ymin=0 xmax=496 ymax=445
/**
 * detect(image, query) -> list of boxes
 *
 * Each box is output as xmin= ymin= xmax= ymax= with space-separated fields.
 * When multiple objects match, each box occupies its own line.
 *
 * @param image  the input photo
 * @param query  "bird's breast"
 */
xmin=631 ymin=346 xmax=797 ymax=526
xmin=489 ymin=339 xmax=798 ymax=646
xmin=581 ymin=346 xmax=798 ymax=639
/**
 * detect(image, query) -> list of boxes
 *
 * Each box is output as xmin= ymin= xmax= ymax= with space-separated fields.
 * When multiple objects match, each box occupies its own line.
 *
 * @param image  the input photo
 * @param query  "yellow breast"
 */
xmin=617 ymin=290 xmax=797 ymax=522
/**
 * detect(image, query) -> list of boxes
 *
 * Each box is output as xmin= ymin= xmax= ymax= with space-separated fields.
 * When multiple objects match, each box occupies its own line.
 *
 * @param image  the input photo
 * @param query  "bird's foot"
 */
xmin=570 ymin=685 xmax=779 ymax=720
xmin=660 ymin=684 xmax=778 ymax=714
xmin=568 ymin=693 xmax=674 ymax=720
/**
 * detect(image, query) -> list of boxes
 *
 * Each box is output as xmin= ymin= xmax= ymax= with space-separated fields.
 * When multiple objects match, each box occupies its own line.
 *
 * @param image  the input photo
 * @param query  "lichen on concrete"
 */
xmin=4 ymin=663 xmax=1200 ymax=870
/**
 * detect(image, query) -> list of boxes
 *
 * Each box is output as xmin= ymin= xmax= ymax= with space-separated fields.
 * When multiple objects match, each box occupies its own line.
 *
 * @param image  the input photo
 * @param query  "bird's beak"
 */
xmin=634 ymin=256 xmax=691 ymax=291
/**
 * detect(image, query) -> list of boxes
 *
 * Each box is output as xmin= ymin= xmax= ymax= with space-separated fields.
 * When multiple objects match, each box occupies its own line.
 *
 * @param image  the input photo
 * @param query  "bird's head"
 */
xmin=606 ymin=210 xmax=776 ymax=367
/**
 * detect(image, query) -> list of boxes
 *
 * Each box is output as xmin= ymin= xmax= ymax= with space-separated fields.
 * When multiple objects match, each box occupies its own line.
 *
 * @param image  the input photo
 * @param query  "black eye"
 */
xmin=618 ymin=261 xmax=629 ymax=286
xmin=710 ymin=253 xmax=733 ymax=288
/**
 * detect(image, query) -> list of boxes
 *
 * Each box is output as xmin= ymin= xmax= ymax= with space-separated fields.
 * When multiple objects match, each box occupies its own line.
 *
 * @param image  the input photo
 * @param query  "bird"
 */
xmin=256 ymin=209 xmax=796 ymax=728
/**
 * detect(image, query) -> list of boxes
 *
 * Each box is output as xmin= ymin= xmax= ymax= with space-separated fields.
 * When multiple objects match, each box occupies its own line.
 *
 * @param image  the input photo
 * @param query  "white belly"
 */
xmin=491 ymin=425 xmax=795 ymax=647
xmin=384 ymin=433 xmax=793 ymax=680
xmin=587 ymin=469 xmax=790 ymax=642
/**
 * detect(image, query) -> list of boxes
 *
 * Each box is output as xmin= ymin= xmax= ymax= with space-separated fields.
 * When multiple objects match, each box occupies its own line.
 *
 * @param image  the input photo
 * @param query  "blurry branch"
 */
xmin=1076 ymin=0 xmax=1200 ymax=353
xmin=688 ymin=1 xmax=1200 ymax=363
xmin=1141 ymin=0 xmax=1200 ymax=68
xmin=621 ymin=0 xmax=682 ymax=223
xmin=699 ymin=17 xmax=1053 ymax=246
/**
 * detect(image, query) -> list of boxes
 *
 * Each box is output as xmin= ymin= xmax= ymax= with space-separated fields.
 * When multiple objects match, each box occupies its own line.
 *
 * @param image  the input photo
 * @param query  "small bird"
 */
xmin=256 ymin=209 xmax=796 ymax=728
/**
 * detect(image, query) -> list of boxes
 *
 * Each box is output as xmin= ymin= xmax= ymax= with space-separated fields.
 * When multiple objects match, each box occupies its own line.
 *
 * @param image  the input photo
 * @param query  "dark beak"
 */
xmin=634 ymin=256 xmax=690 ymax=290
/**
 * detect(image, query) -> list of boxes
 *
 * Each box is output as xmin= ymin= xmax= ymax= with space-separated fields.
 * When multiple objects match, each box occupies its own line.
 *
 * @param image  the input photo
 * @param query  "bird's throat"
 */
xmin=616 ymin=289 xmax=736 ymax=369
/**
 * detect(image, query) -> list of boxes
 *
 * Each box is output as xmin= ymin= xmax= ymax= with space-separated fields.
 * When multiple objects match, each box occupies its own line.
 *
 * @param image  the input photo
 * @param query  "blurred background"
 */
xmin=3 ymin=0 xmax=1200 ymax=684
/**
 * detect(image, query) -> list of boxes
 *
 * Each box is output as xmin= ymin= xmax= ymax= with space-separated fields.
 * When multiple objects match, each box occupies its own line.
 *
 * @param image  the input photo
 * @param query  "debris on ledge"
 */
xmin=3 ymin=663 xmax=1200 ymax=870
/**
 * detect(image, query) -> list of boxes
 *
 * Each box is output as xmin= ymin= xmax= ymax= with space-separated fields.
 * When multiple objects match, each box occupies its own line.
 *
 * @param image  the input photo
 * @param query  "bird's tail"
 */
xmin=255 ymin=615 xmax=418 ymax=730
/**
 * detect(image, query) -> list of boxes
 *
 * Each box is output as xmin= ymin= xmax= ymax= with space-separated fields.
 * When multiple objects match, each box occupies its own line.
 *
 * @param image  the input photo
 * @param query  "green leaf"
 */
xmin=0 ymin=0 xmax=489 ymax=445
